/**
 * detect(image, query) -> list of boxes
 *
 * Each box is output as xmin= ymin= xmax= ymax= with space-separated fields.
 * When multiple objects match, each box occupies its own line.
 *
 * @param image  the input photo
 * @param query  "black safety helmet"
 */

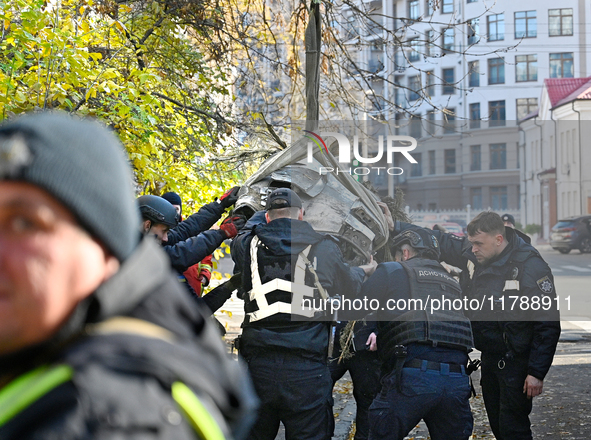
xmin=138 ymin=195 xmax=178 ymax=228
xmin=391 ymin=229 xmax=440 ymax=260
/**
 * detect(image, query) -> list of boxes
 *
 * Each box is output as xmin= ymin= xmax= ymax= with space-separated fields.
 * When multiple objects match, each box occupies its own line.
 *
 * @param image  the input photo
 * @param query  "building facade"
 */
xmin=345 ymin=0 xmax=590 ymax=222
xmin=520 ymin=78 xmax=591 ymax=238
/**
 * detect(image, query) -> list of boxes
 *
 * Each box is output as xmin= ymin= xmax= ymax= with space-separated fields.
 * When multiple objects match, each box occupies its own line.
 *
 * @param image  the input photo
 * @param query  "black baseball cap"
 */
xmin=267 ymin=188 xmax=302 ymax=210
xmin=501 ymin=213 xmax=515 ymax=226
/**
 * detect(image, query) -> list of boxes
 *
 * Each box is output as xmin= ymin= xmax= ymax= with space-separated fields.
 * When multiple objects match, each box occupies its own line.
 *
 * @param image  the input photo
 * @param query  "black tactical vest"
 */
xmin=240 ymin=235 xmax=330 ymax=359
xmin=380 ymin=258 xmax=474 ymax=361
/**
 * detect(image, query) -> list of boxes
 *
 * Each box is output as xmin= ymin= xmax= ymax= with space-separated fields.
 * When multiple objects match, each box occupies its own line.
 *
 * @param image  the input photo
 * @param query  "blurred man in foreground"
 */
xmin=0 ymin=111 xmax=256 ymax=439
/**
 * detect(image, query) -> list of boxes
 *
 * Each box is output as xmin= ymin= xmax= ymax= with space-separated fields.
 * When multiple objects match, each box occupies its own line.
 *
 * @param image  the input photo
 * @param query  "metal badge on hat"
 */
xmin=0 ymin=134 xmax=32 ymax=179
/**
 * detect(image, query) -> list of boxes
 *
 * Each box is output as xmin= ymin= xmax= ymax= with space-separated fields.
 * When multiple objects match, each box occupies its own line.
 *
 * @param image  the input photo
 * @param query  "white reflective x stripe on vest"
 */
xmin=247 ymin=236 xmax=321 ymax=322
xmin=466 ymin=260 xmax=475 ymax=280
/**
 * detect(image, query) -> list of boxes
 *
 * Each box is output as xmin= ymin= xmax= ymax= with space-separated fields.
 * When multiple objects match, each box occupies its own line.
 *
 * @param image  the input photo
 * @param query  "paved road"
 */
xmin=537 ymin=248 xmax=591 ymax=325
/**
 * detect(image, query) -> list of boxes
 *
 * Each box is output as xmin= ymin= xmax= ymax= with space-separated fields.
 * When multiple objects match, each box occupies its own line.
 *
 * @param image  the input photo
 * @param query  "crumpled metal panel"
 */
xmin=235 ymin=159 xmax=388 ymax=266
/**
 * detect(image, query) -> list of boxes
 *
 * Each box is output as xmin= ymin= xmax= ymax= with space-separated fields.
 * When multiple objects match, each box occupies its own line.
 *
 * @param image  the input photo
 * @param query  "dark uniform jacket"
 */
xmin=0 ymin=239 xmax=257 ymax=440
xmin=426 ymin=225 xmax=561 ymax=380
xmin=232 ymin=214 xmax=365 ymax=362
xmin=164 ymin=200 xmax=227 ymax=273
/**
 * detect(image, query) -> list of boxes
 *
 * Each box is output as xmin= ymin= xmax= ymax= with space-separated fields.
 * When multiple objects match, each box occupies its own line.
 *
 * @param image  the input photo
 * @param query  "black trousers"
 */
xmin=244 ymin=351 xmax=334 ymax=440
xmin=329 ymin=350 xmax=381 ymax=440
xmin=480 ymin=352 xmax=533 ymax=440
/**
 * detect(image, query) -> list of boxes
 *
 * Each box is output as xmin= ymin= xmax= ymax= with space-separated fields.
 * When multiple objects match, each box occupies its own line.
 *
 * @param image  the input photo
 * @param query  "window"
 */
xmin=425 ymin=0 xmax=435 ymax=16
xmin=469 ymin=61 xmax=479 ymax=87
xmin=468 ymin=18 xmax=480 ymax=45
xmin=516 ymin=98 xmax=538 ymax=120
xmin=470 ymin=145 xmax=481 ymax=171
xmin=425 ymin=71 xmax=435 ymax=97
xmin=489 ymin=100 xmax=505 ymax=127
xmin=410 ymin=114 xmax=422 ymax=139
xmin=428 ymin=203 xmax=437 ymax=211
xmin=488 ymin=57 xmax=505 ymax=84
xmin=442 ymin=0 xmax=453 ymax=14
xmin=491 ymin=186 xmax=508 ymax=210
xmin=515 ymin=54 xmax=537 ymax=82
xmin=490 ymin=143 xmax=507 ymax=169
xmin=409 ymin=0 xmax=420 ymax=20
xmin=342 ymin=13 xmax=357 ymax=40
xmin=368 ymin=14 xmax=382 ymax=37
xmin=425 ymin=30 xmax=434 ymax=57
xmin=443 ymin=28 xmax=454 ymax=53
xmin=549 ymin=9 xmax=573 ymax=36
xmin=429 ymin=150 xmax=436 ymax=174
xmin=550 ymin=53 xmax=574 ymax=78
xmin=445 ymin=149 xmax=456 ymax=173
xmin=408 ymin=75 xmax=421 ymax=101
xmin=487 ymin=14 xmax=504 ymax=41
xmin=394 ymin=75 xmax=405 ymax=106
xmin=426 ymin=110 xmax=436 ymax=133
xmin=471 ymin=187 xmax=482 ymax=209
xmin=469 ymin=103 xmax=480 ymax=129
xmin=515 ymin=11 xmax=536 ymax=38
xmin=443 ymin=108 xmax=455 ymax=134
xmin=369 ymin=42 xmax=384 ymax=73
xmin=409 ymin=152 xmax=422 ymax=177
xmin=442 ymin=68 xmax=455 ymax=94
xmin=369 ymin=94 xmax=385 ymax=114
xmin=409 ymin=38 xmax=421 ymax=62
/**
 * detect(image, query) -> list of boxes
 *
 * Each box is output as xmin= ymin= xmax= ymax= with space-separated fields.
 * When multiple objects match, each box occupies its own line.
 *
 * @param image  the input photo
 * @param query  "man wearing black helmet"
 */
xmin=363 ymin=228 xmax=474 ymax=440
xmin=138 ymin=193 xmax=245 ymax=275
xmin=138 ymin=194 xmax=179 ymax=244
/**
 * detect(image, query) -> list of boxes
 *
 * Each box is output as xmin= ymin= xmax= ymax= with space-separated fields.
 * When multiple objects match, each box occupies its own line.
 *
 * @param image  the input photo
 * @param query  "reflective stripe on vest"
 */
xmin=0 ymin=364 xmax=74 ymax=428
xmin=0 ymin=318 xmax=227 ymax=439
xmin=172 ymin=381 xmax=226 ymax=440
xmin=247 ymin=236 xmax=316 ymax=322
xmin=466 ymin=260 xmax=475 ymax=280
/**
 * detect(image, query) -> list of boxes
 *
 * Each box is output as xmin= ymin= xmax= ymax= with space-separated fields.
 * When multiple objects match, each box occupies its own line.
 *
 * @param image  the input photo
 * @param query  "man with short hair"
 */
xmin=0 ymin=112 xmax=256 ymax=439
xmin=397 ymin=211 xmax=560 ymax=440
xmin=364 ymin=229 xmax=474 ymax=440
xmin=232 ymin=188 xmax=376 ymax=440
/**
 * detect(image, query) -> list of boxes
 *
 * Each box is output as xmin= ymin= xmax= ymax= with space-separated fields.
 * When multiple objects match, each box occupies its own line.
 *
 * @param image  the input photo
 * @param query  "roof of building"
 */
xmin=544 ymin=77 xmax=591 ymax=109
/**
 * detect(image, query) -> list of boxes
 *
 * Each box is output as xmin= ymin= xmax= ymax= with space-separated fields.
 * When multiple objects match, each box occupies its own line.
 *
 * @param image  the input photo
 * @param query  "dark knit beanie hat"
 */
xmin=161 ymin=191 xmax=182 ymax=213
xmin=0 ymin=111 xmax=140 ymax=262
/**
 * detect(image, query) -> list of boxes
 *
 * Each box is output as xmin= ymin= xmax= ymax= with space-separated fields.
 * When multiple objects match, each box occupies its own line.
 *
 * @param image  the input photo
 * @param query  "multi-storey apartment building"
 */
xmin=349 ymin=0 xmax=589 ymax=224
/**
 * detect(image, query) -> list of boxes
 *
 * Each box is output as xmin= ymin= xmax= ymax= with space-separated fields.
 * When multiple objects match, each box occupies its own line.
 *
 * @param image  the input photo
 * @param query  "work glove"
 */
xmin=217 ymin=186 xmax=241 ymax=209
xmin=199 ymin=275 xmax=210 ymax=287
xmin=220 ymin=215 xmax=246 ymax=238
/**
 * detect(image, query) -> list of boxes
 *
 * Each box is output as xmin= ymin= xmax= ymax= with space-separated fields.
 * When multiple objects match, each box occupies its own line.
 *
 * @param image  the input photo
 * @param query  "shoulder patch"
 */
xmin=536 ymin=275 xmax=554 ymax=294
